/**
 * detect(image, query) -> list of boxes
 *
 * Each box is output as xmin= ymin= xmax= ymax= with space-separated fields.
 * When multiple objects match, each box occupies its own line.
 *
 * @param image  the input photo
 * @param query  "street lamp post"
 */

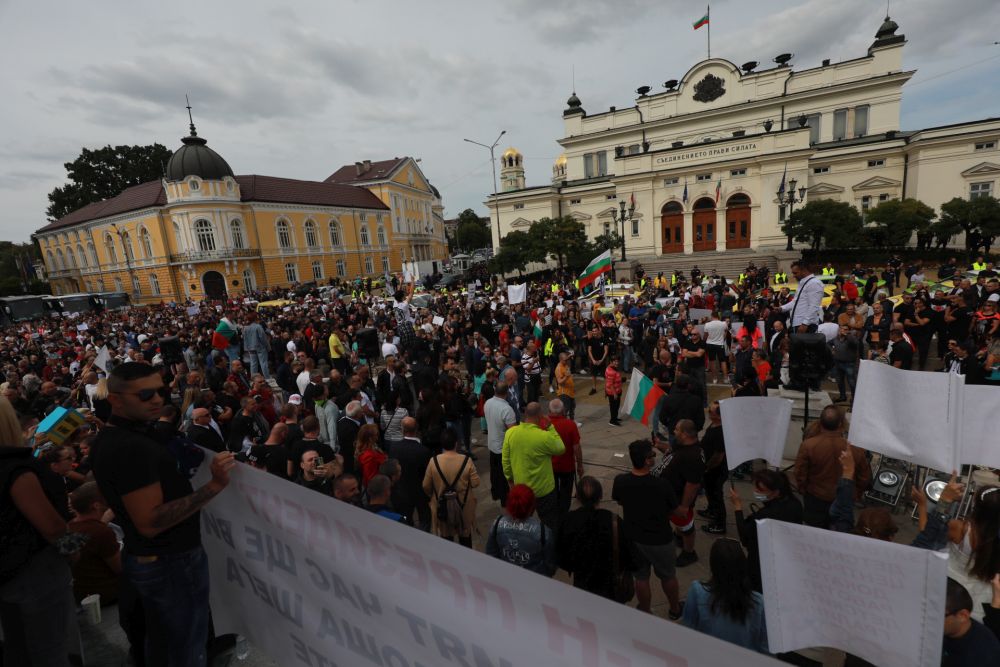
xmin=610 ymin=197 xmax=637 ymax=261
xmin=777 ymin=178 xmax=807 ymax=251
xmin=463 ymin=131 xmax=506 ymax=250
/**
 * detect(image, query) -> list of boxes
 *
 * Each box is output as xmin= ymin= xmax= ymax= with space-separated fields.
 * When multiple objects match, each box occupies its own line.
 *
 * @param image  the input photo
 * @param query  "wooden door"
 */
xmin=726 ymin=195 xmax=751 ymax=249
xmin=661 ymin=210 xmax=683 ymax=253
xmin=692 ymin=210 xmax=717 ymax=252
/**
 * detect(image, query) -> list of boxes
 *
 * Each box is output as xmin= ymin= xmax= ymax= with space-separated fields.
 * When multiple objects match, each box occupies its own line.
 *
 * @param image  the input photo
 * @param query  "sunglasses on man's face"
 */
xmin=116 ymin=386 xmax=169 ymax=402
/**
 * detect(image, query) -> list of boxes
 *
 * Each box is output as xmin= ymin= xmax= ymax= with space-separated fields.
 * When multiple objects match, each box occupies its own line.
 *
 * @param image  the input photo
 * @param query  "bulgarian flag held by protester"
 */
xmin=619 ymin=369 xmax=665 ymax=425
xmin=212 ymin=317 xmax=236 ymax=350
xmin=578 ymin=249 xmax=612 ymax=289
xmin=693 ymin=11 xmax=709 ymax=30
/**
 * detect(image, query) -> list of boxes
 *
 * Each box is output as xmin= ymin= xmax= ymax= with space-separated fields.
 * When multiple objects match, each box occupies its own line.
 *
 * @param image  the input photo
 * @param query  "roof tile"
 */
xmin=325 ymin=158 xmax=406 ymax=184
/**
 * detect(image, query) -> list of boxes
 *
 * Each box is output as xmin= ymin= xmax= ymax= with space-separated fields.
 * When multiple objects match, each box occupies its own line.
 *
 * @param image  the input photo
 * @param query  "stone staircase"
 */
xmin=622 ymin=248 xmax=781 ymax=282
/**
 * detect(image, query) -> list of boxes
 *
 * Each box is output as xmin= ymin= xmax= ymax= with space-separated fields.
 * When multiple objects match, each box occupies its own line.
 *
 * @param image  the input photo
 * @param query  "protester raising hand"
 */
xmin=839 ymin=448 xmax=855 ymax=480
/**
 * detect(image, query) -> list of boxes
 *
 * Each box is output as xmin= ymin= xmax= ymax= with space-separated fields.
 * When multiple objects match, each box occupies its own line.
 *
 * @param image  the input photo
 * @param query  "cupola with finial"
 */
xmin=500 ymin=148 xmax=525 ymax=192
xmin=164 ymin=97 xmax=234 ymax=182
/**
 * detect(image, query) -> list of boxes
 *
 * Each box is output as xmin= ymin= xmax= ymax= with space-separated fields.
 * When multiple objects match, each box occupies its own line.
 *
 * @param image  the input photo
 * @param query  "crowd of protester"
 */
xmin=0 ymin=254 xmax=998 ymax=665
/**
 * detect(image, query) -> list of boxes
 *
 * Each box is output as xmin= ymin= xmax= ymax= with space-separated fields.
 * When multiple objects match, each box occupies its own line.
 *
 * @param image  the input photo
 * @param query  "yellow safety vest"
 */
xmin=551 ymin=284 xmax=559 ymax=293
xmin=574 ymin=279 xmax=580 ymax=290
xmin=738 ymin=273 xmax=747 ymax=283
xmin=822 ymin=267 xmax=835 ymax=276
xmin=671 ymin=274 xmax=678 ymax=285
xmin=973 ymin=262 xmax=986 ymax=271
xmin=640 ymin=278 xmax=647 ymax=289
xmin=544 ymin=338 xmax=554 ymax=356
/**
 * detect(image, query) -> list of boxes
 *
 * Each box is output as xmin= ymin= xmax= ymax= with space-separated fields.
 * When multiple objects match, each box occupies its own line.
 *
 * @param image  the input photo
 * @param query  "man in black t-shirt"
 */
xmin=658 ymin=419 xmax=705 ymax=567
xmin=679 ymin=328 xmax=707 ymax=403
xmin=294 ymin=449 xmax=337 ymax=495
xmin=697 ymin=403 xmax=727 ymax=534
xmin=612 ymin=440 xmax=682 ymax=619
xmin=889 ymin=326 xmax=914 ymax=370
xmin=586 ymin=328 xmax=608 ymax=396
xmin=286 ymin=416 xmax=336 ymax=479
xmin=91 ymin=363 xmax=234 ymax=667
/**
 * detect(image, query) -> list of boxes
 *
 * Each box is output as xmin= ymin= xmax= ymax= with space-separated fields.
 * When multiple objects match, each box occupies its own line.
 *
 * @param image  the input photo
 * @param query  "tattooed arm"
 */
xmin=123 ymin=452 xmax=236 ymax=539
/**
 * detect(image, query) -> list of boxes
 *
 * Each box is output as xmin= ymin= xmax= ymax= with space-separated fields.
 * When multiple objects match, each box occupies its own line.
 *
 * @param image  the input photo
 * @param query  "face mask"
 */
xmin=752 ymin=492 xmax=771 ymax=503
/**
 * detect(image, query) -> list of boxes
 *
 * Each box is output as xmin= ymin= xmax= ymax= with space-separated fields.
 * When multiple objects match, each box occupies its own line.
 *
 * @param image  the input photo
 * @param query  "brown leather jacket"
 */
xmin=794 ymin=431 xmax=870 ymax=502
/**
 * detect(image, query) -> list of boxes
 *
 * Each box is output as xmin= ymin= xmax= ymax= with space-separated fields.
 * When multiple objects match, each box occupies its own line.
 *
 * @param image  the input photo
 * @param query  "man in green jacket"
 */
xmin=501 ymin=402 xmax=566 ymax=529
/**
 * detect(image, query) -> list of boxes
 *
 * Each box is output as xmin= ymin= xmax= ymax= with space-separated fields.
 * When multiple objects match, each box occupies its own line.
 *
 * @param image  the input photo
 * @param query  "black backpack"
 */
xmin=433 ymin=455 xmax=471 ymax=533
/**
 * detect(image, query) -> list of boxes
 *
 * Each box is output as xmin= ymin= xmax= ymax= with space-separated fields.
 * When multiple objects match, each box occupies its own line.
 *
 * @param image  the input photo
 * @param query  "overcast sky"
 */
xmin=1 ymin=0 xmax=998 ymax=243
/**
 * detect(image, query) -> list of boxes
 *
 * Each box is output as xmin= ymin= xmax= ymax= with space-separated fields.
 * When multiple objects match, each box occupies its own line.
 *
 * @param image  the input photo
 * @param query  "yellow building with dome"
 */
xmin=35 ymin=121 xmax=396 ymax=303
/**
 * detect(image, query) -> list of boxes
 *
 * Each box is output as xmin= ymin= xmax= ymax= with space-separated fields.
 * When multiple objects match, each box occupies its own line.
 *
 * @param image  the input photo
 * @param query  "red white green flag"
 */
xmin=578 ymin=249 xmax=612 ymax=289
xmin=620 ymin=368 xmax=665 ymax=425
xmin=693 ymin=12 xmax=709 ymax=30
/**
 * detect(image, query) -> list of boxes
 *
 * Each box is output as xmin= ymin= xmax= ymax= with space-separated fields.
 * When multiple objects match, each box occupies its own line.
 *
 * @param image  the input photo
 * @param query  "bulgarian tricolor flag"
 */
xmin=620 ymin=369 xmax=665 ymax=425
xmin=693 ymin=10 xmax=709 ymax=30
xmin=578 ymin=249 xmax=612 ymax=290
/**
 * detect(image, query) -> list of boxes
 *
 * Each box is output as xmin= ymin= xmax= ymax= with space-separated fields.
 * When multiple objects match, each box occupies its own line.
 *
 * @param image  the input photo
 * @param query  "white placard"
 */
xmin=94 ymin=346 xmax=111 ymax=373
xmin=507 ymin=284 xmax=526 ymax=305
xmin=688 ymin=308 xmax=712 ymax=322
xmin=431 ymin=316 xmax=445 ymax=326
xmin=76 ymin=323 xmax=89 ymax=332
xmin=186 ymin=306 xmax=200 ymax=317
xmin=720 ymin=397 xmax=793 ymax=469
xmin=194 ymin=458 xmax=781 ymax=667
xmin=758 ymin=519 xmax=946 ymax=667
xmin=545 ymin=299 xmax=554 ymax=308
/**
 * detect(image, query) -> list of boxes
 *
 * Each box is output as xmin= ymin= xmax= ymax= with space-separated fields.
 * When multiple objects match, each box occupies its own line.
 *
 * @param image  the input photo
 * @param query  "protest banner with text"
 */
xmin=720 ymin=397 xmax=793 ymax=469
xmin=195 ymin=461 xmax=783 ymax=667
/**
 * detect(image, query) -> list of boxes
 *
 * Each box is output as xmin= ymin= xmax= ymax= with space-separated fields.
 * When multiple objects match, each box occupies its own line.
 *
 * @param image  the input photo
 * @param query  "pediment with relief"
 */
xmin=852 ymin=176 xmax=902 ymax=192
xmin=569 ymin=211 xmax=592 ymax=222
xmin=961 ymin=162 xmax=1000 ymax=178
xmin=596 ymin=207 xmax=644 ymax=220
xmin=510 ymin=217 xmax=533 ymax=228
xmin=807 ymin=182 xmax=845 ymax=196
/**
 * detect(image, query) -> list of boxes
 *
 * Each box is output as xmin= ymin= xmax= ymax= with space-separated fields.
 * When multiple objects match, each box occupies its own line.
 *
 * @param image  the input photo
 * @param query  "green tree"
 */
xmin=939 ymin=196 xmax=1000 ymax=251
xmin=528 ymin=216 xmax=590 ymax=270
xmin=46 ymin=143 xmax=174 ymax=220
xmin=491 ymin=230 xmax=539 ymax=277
xmin=783 ymin=199 xmax=865 ymax=251
xmin=456 ymin=221 xmax=491 ymax=251
xmin=866 ymin=198 xmax=936 ymax=247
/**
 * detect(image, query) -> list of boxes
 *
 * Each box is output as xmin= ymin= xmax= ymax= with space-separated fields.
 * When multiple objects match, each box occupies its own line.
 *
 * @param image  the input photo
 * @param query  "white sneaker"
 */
xmin=549 ymin=386 xmax=555 ymax=394
xmin=576 ymin=421 xmax=584 ymax=428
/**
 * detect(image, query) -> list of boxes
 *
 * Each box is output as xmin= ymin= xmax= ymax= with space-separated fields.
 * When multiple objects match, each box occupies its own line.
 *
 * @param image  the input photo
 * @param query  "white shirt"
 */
xmin=296 ymin=370 xmax=310 ymax=395
xmin=817 ymin=322 xmax=840 ymax=342
xmin=704 ymin=319 xmax=727 ymax=346
xmin=483 ymin=396 xmax=516 ymax=454
xmin=382 ymin=341 xmax=399 ymax=358
xmin=781 ymin=274 xmax=824 ymax=327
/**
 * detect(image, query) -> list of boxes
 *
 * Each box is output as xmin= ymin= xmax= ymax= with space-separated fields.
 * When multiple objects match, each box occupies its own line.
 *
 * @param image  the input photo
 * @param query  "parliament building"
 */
xmin=488 ymin=15 xmax=999 ymax=269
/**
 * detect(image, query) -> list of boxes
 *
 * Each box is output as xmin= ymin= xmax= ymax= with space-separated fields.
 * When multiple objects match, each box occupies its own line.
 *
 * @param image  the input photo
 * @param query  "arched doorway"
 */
xmin=202 ymin=271 xmax=227 ymax=300
xmin=660 ymin=201 xmax=684 ymax=254
xmin=726 ymin=193 xmax=752 ymax=249
xmin=692 ymin=198 xmax=716 ymax=252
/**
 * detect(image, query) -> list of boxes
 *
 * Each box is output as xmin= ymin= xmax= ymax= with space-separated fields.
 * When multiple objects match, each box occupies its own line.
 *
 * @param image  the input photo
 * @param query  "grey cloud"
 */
xmin=503 ymin=0 xmax=674 ymax=44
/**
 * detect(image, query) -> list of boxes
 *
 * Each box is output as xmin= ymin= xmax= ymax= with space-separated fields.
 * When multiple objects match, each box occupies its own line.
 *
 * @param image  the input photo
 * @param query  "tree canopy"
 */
xmin=938 ymin=196 xmax=1000 ymax=251
xmin=454 ymin=208 xmax=492 ymax=251
xmin=528 ymin=216 xmax=591 ymax=270
xmin=783 ymin=199 xmax=864 ymax=251
xmin=46 ymin=143 xmax=174 ymax=220
xmin=865 ymin=198 xmax=936 ymax=247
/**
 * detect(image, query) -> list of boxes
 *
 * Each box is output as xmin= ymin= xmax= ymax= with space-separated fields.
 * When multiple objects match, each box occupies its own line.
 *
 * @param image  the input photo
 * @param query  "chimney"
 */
xmin=822 ymin=58 xmax=831 ymax=66
xmin=363 ymin=159 xmax=372 ymax=172
xmin=355 ymin=161 xmax=364 ymax=176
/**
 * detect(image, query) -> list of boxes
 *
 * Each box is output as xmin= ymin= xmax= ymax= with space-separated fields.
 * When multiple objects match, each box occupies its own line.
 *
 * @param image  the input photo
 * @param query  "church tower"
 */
xmin=500 ymin=147 xmax=524 ymax=192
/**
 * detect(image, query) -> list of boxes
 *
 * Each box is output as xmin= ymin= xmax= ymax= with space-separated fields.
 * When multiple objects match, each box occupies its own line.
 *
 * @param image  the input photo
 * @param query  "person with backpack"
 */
xmin=422 ymin=428 xmax=479 ymax=547
xmin=486 ymin=484 xmax=558 ymax=577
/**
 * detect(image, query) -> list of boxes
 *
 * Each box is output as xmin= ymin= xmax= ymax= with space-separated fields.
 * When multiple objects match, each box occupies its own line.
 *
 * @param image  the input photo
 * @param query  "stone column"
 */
xmin=716 ymin=207 xmax=727 ymax=252
xmin=683 ymin=211 xmax=694 ymax=254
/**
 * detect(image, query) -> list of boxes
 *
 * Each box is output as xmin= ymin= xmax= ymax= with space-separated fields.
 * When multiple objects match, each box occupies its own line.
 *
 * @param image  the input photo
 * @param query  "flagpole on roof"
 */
xmin=707 ymin=5 xmax=711 ymax=59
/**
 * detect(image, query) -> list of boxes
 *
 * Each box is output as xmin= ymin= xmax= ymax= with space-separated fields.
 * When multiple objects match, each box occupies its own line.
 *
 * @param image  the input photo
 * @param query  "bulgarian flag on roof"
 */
xmin=693 ymin=10 xmax=709 ymax=30
xmin=579 ymin=249 xmax=612 ymax=289
xmin=620 ymin=369 xmax=665 ymax=425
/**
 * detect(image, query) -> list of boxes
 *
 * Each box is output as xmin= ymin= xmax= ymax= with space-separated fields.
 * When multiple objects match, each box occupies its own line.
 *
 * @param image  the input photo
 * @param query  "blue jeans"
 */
xmin=123 ymin=547 xmax=210 ymax=667
xmin=247 ymin=349 xmax=269 ymax=379
xmin=621 ymin=344 xmax=634 ymax=373
xmin=834 ymin=360 xmax=857 ymax=399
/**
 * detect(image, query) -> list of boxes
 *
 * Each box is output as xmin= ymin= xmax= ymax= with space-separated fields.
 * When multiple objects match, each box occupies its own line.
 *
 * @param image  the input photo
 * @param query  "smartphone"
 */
xmin=315 ymin=456 xmax=324 ymax=469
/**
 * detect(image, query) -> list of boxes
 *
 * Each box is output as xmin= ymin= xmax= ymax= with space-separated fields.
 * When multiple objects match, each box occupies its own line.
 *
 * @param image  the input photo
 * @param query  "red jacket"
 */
xmin=604 ymin=364 xmax=623 ymax=397
xmin=549 ymin=414 xmax=580 ymax=474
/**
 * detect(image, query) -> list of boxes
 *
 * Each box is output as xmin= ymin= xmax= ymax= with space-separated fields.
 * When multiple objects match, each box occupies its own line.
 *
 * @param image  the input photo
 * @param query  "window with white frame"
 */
xmin=46 ymin=249 xmax=55 ymax=270
xmin=879 ymin=193 xmax=891 ymax=202
xmin=606 ymin=193 xmax=617 ymax=200
xmin=189 ymin=179 xmax=200 ymax=191
xmin=833 ymin=109 xmax=848 ymax=141
xmin=513 ymin=203 xmax=524 ymax=210
xmin=121 ymin=232 xmax=135 ymax=261
xmin=285 ymin=262 xmax=298 ymax=283
xmin=230 ymin=220 xmax=245 ymax=249
xmin=56 ymin=248 xmax=64 ymax=270
xmin=867 ymin=159 xmax=885 ymax=168
xmin=381 ymin=256 xmax=389 ymax=273
xmin=583 ymin=151 xmax=608 ymax=178
xmin=603 ymin=221 xmax=612 ymax=236
xmin=569 ymin=198 xmax=581 ymax=205
xmin=131 ymin=274 xmax=141 ymax=294
xmin=139 ymin=227 xmax=153 ymax=257
xmin=854 ymin=105 xmax=869 ymax=137
xmin=240 ymin=269 xmax=255 ymax=291
xmin=114 ymin=277 xmax=123 ymax=292
xmin=329 ymin=220 xmax=342 ymax=247
xmin=861 ymin=195 xmax=872 ymax=216
xmin=77 ymin=244 xmax=87 ymax=268
xmin=194 ymin=220 xmax=216 ymax=252
xmin=98 ymin=279 xmax=105 ymax=292
xmin=88 ymin=243 xmax=98 ymax=266
xmin=631 ymin=219 xmax=639 ymax=236
xmin=813 ymin=166 xmax=830 ymax=174
xmin=66 ymin=247 xmax=76 ymax=269
xmin=364 ymin=256 xmax=373 ymax=274
xmin=806 ymin=113 xmax=821 ymax=144
xmin=696 ymin=173 xmax=712 ymax=182
xmin=336 ymin=260 xmax=346 ymax=277
xmin=105 ymin=234 xmax=117 ymax=263
xmin=311 ymin=260 xmax=323 ymax=280
xmin=173 ymin=223 xmax=184 ymax=252
xmin=975 ymin=141 xmax=996 ymax=151
xmin=150 ymin=273 xmax=160 ymax=295
xmin=730 ymin=168 xmax=746 ymax=177
xmin=360 ymin=225 xmax=370 ymax=246
xmin=304 ymin=220 xmax=318 ymax=249
xmin=970 ymin=182 xmax=993 ymax=200
xmin=377 ymin=225 xmax=386 ymax=245
xmin=663 ymin=177 xmax=679 ymax=186
xmin=276 ymin=220 xmax=293 ymax=250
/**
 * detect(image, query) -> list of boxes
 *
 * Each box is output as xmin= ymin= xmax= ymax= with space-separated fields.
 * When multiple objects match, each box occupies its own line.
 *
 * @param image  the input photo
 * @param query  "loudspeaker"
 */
xmin=356 ymin=327 xmax=379 ymax=358
xmin=911 ymin=468 xmax=977 ymax=521
xmin=789 ymin=333 xmax=832 ymax=383
xmin=865 ymin=457 xmax=910 ymax=507
xmin=159 ymin=336 xmax=183 ymax=364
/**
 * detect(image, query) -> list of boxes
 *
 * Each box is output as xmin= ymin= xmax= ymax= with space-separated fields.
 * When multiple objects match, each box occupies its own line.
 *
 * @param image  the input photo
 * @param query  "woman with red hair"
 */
xmin=486 ymin=484 xmax=557 ymax=576
xmin=354 ymin=424 xmax=386 ymax=487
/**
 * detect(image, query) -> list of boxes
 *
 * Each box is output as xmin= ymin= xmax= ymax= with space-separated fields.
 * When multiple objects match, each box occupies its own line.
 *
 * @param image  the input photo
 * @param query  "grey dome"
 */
xmin=876 ymin=16 xmax=899 ymax=39
xmin=165 ymin=125 xmax=234 ymax=182
xmin=567 ymin=92 xmax=582 ymax=108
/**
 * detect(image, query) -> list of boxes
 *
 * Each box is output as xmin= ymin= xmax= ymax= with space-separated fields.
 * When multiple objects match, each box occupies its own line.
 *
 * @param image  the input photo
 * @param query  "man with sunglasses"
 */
xmin=91 ymin=362 xmax=235 ymax=667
